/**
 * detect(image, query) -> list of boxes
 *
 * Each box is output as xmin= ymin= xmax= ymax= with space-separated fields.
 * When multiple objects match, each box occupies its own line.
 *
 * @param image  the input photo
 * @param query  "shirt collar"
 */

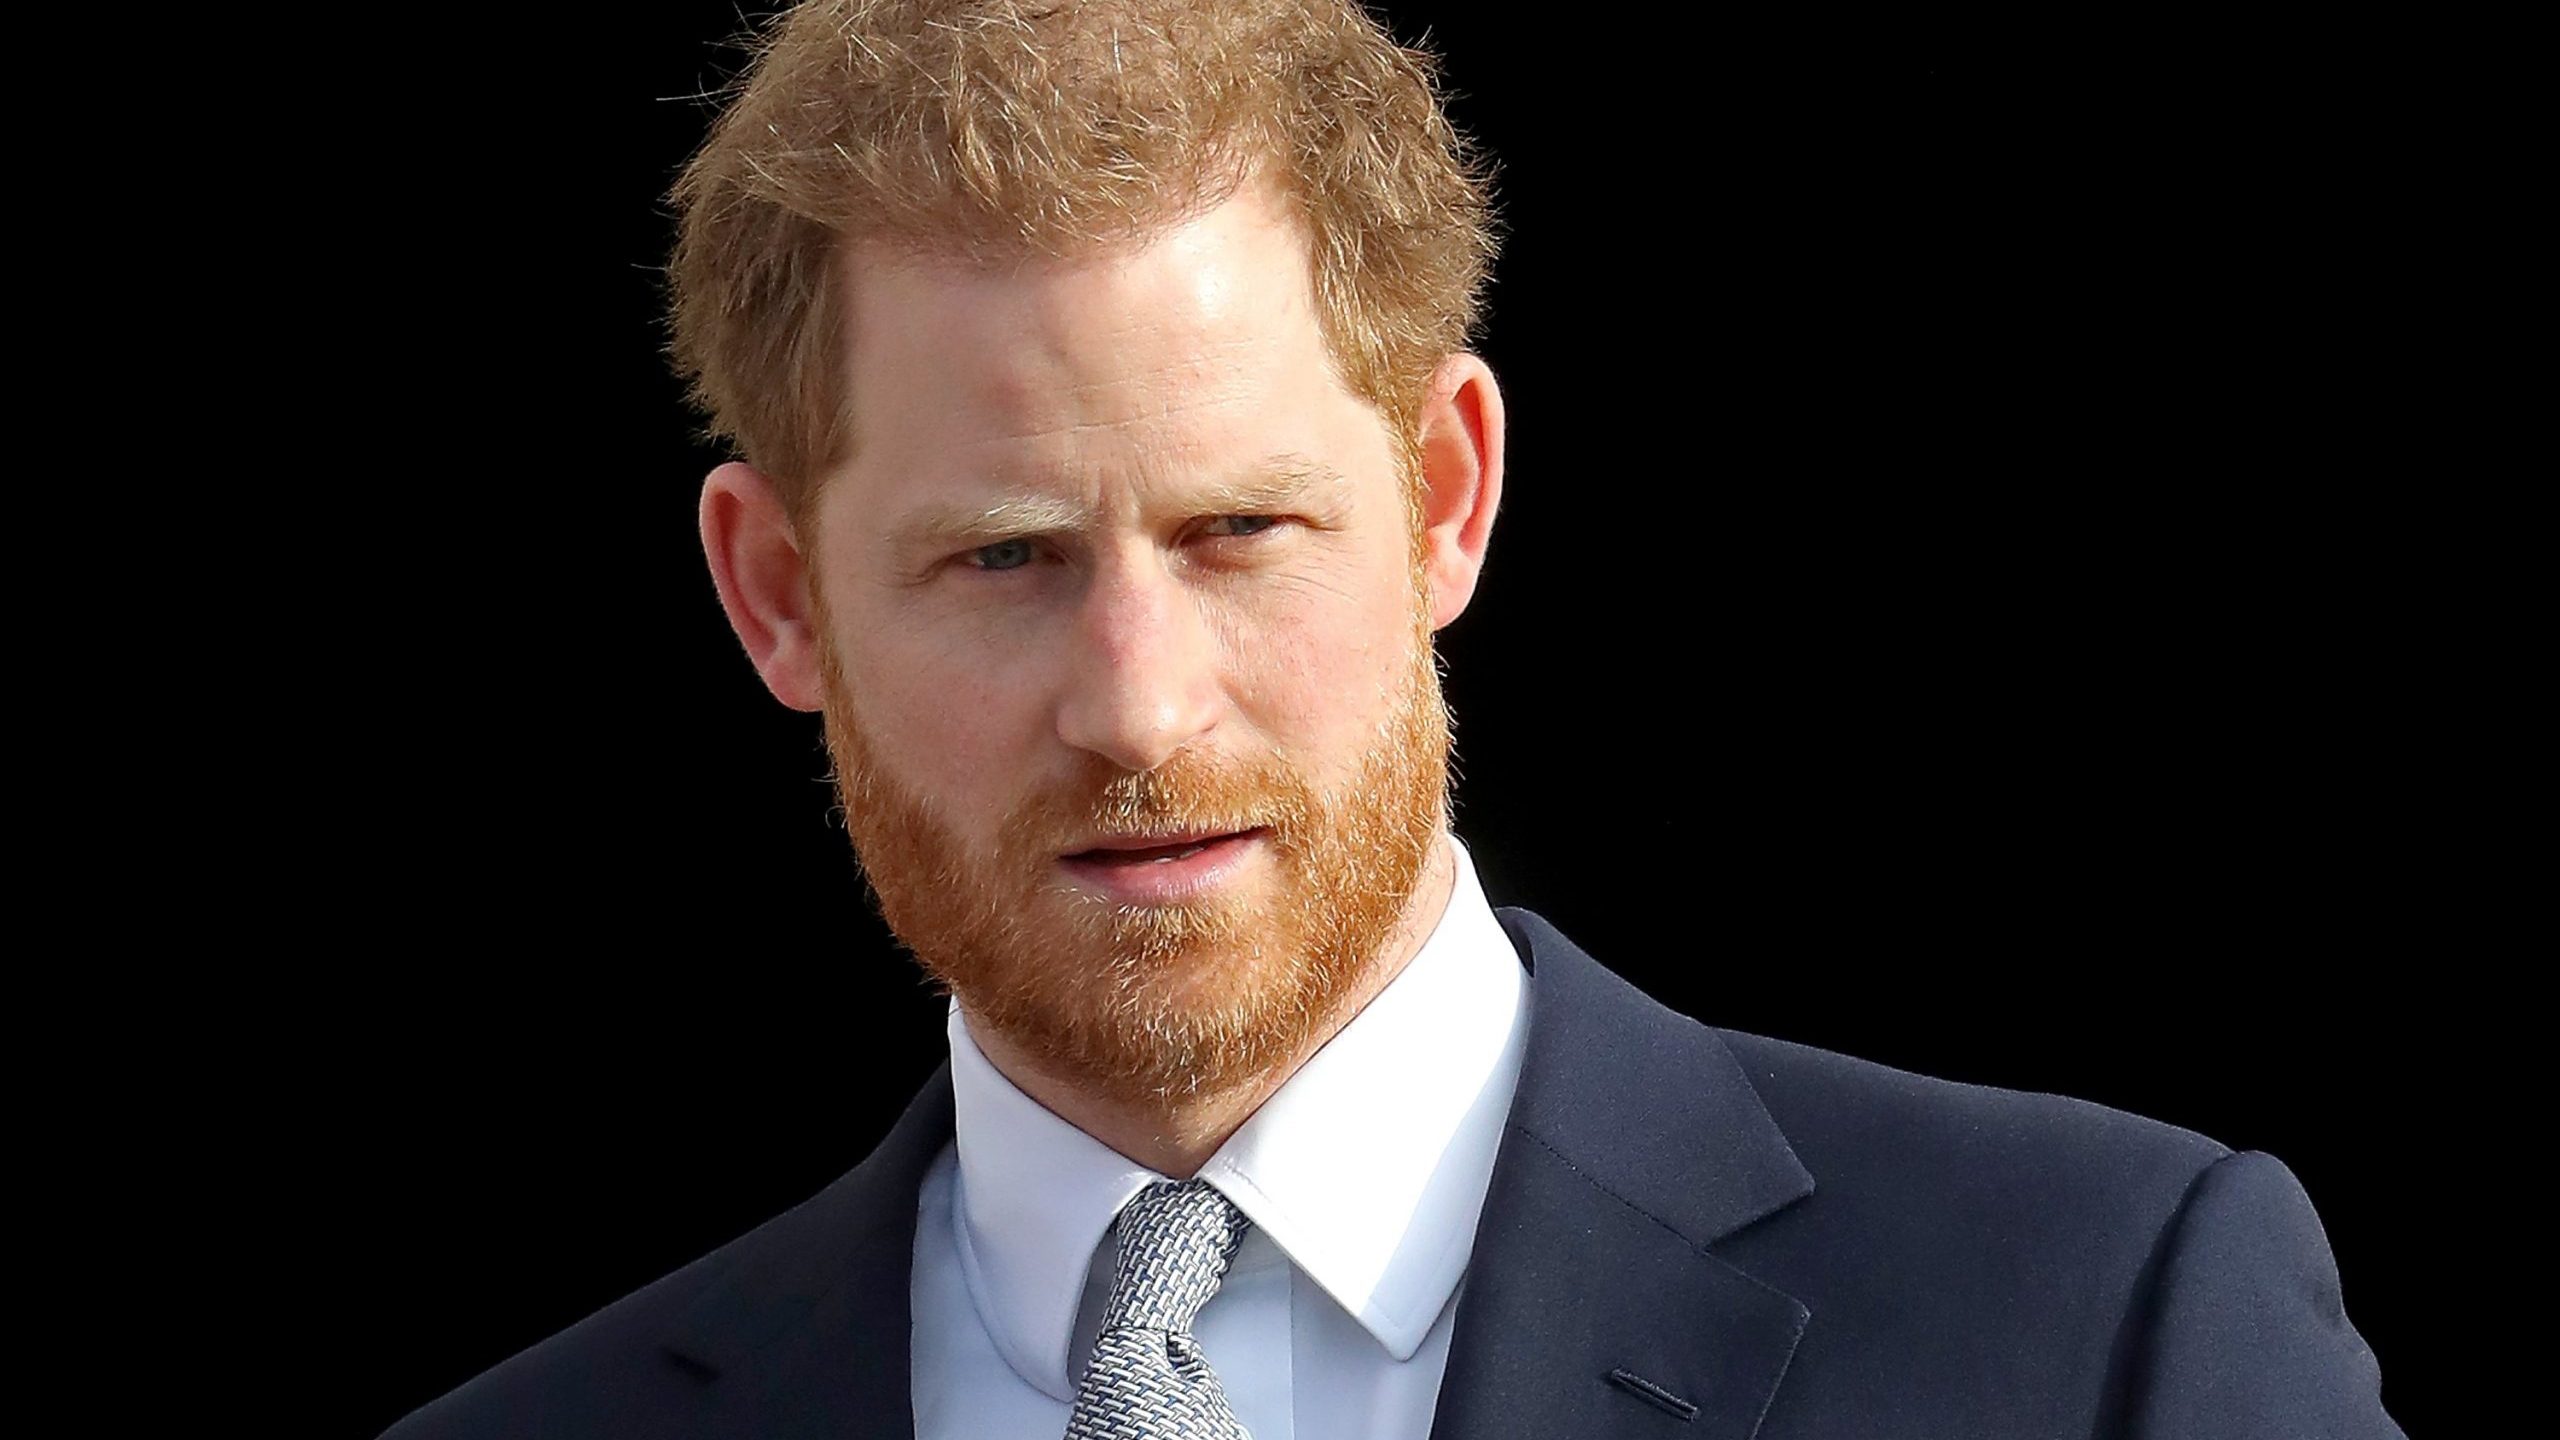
xmin=944 ymin=831 xmax=1531 ymax=1398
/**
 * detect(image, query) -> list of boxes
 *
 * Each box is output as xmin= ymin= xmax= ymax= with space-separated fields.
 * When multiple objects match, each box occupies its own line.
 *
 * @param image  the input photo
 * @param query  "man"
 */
xmin=389 ymin=2 xmax=2400 ymax=1436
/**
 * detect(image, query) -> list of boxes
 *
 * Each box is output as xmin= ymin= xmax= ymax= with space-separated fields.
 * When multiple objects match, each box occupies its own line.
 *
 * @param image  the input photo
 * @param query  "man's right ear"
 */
xmin=699 ymin=461 xmax=826 ymax=713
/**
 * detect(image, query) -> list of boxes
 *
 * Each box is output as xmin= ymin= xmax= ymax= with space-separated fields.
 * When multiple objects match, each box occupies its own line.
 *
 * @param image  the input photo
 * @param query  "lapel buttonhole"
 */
xmin=1606 ymin=1367 xmax=1700 ymax=1422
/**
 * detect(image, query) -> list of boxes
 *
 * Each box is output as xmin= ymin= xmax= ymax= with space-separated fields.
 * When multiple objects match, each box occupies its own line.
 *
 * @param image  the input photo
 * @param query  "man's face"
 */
xmin=805 ymin=180 xmax=1452 ymax=1104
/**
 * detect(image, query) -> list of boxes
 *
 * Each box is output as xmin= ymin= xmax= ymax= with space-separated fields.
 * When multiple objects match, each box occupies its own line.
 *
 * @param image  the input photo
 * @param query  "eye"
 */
xmin=967 ymin=538 xmax=1037 ymax=571
xmin=1200 ymin=515 xmax=1282 ymax=539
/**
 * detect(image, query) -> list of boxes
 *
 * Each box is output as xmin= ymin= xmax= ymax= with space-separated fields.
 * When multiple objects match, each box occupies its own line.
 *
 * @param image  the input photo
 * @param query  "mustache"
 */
xmin=998 ymin=750 xmax=1315 ymax=856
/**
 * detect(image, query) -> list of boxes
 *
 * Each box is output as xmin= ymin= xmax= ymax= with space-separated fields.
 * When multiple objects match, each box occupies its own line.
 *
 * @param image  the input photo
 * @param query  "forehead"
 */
xmin=849 ymin=186 xmax=1310 ymax=375
xmin=826 ymin=181 xmax=1392 ymax=523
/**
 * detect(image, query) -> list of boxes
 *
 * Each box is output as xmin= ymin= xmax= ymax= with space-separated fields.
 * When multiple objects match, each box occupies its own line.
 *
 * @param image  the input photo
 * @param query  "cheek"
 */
xmin=1211 ymin=551 xmax=1422 ymax=752
xmin=830 ymin=612 xmax=1041 ymax=808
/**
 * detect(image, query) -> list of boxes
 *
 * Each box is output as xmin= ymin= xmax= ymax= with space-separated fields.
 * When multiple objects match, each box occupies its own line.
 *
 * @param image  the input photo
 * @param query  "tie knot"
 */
xmin=1101 ymin=1179 xmax=1250 ymax=1335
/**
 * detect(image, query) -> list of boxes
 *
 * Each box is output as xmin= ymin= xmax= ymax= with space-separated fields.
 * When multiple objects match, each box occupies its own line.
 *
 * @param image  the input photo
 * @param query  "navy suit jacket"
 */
xmin=388 ymin=908 xmax=2402 ymax=1437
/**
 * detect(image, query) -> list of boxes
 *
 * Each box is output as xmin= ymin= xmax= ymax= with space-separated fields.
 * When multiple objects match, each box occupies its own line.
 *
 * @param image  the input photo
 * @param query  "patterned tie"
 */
xmin=1063 ymin=1179 xmax=1254 ymax=1440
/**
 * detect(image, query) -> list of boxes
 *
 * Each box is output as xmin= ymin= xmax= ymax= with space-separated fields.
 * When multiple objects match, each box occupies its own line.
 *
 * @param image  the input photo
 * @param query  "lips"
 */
xmin=1053 ymin=826 xmax=1272 ymax=904
xmin=1065 ymin=828 xmax=1262 ymax=865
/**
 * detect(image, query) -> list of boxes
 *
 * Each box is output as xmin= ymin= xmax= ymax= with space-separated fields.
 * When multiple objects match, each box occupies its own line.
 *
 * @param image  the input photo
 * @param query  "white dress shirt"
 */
xmin=909 ymin=832 xmax=1531 ymax=1440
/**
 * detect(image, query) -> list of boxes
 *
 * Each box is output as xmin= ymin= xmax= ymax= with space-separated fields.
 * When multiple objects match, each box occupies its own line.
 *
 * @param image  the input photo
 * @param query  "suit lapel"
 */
xmin=1430 ymin=909 xmax=1817 ymax=1440
xmin=643 ymin=906 xmax=1810 ymax=1440
xmin=657 ymin=1062 xmax=954 ymax=1440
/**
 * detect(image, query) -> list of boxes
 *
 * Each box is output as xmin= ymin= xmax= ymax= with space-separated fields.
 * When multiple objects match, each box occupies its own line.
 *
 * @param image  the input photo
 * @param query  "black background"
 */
xmin=306 ymin=6 xmax=2461 ymax=1434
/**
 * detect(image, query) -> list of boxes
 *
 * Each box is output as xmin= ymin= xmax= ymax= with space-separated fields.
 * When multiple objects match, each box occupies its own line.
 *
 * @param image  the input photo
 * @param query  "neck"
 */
xmin=963 ymin=831 xmax=1459 ymax=1178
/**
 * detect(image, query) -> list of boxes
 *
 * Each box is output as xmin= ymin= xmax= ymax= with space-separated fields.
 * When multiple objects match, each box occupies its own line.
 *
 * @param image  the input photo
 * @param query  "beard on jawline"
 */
xmin=815 ymin=579 xmax=1452 ymax=1107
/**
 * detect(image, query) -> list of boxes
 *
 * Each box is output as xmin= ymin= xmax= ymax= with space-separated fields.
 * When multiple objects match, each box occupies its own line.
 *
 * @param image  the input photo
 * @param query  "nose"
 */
xmin=1053 ymin=549 xmax=1224 ymax=775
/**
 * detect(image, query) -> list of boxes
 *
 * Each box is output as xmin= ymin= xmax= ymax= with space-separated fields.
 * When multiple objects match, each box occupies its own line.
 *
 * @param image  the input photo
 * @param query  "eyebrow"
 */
xmin=883 ymin=454 xmax=1352 ymax=564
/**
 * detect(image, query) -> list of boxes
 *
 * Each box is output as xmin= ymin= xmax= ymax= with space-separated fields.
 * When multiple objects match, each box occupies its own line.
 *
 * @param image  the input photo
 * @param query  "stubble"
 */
xmin=813 ymin=555 xmax=1451 ymax=1106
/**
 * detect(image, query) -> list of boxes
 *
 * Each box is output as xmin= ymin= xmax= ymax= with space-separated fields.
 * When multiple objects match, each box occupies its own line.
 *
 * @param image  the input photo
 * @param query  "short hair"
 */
xmin=667 ymin=0 xmax=1498 ymax=526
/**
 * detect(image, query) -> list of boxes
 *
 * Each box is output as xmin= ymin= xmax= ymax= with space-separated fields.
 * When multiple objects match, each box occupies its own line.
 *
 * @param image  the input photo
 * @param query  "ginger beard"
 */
xmin=813 ymin=527 xmax=1452 ymax=1106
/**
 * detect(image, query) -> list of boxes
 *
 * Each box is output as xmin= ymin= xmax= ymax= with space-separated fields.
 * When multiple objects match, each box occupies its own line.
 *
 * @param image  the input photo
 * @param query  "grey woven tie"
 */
xmin=1063 ymin=1179 xmax=1253 ymax=1440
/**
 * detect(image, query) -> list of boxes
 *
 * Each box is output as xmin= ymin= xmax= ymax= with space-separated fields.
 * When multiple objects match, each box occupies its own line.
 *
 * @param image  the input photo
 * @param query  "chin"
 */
xmin=958 ymin=901 xmax=1355 ymax=1103
xmin=826 ymin=599 xmax=1455 ymax=1106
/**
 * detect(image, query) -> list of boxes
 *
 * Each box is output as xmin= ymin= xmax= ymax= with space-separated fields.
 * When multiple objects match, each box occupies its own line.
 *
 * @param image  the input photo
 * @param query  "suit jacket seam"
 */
xmin=2089 ymin=1143 xmax=2238 ymax=1440
xmin=1508 ymin=1120 xmax=1786 ymax=1283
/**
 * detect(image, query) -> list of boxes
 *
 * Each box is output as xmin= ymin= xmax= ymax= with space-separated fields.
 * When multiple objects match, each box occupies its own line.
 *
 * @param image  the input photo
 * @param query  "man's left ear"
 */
xmin=1414 ymin=352 xmax=1505 ymax=630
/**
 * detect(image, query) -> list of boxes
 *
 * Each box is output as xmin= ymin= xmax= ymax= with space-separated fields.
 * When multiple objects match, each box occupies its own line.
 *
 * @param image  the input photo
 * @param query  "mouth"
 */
xmin=1053 ymin=825 xmax=1272 ymax=904
xmin=1063 ymin=826 xmax=1268 ymax=866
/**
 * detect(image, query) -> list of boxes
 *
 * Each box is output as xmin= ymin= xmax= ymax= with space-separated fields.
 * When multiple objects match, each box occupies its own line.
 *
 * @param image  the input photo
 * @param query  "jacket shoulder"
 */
xmin=378 ymin=1173 xmax=839 ymax=1434
xmin=1704 ymin=1028 xmax=2400 ymax=1436
xmin=378 ymin=1204 xmax=782 ymax=1440
xmin=1711 ymin=1023 xmax=2233 ymax=1193
xmin=1710 ymin=1021 xmax=2241 ymax=1288
xmin=1699 ymin=1027 xmax=2251 ymax=1433
xmin=381 ymin=1066 xmax=958 ymax=1440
